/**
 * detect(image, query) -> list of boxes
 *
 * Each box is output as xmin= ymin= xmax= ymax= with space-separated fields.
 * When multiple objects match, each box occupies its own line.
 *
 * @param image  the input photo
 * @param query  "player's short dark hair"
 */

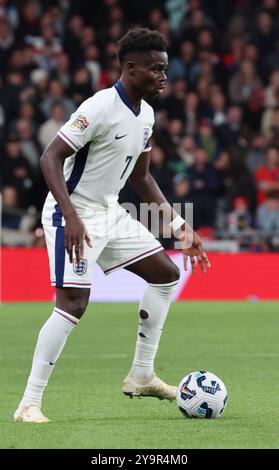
xmin=117 ymin=28 xmax=167 ymax=64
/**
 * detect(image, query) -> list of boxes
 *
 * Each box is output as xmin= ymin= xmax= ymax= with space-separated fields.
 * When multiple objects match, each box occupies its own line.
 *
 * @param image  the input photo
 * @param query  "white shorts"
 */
xmin=44 ymin=206 xmax=163 ymax=288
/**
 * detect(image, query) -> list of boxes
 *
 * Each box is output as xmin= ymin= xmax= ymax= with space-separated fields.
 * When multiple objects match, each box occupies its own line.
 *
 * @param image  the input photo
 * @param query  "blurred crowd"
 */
xmin=1 ymin=0 xmax=279 ymax=251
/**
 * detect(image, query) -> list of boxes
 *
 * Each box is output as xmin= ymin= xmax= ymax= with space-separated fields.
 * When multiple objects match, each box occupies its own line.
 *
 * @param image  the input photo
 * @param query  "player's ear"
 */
xmin=126 ymin=60 xmax=136 ymax=76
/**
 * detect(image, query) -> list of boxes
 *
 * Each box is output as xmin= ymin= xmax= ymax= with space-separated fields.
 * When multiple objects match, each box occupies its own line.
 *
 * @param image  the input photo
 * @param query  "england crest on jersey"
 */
xmin=143 ymin=127 xmax=149 ymax=149
xmin=73 ymin=259 xmax=88 ymax=275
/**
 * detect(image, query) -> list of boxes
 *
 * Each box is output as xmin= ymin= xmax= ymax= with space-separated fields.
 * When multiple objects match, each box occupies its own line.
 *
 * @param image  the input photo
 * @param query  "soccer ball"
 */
xmin=176 ymin=371 xmax=228 ymax=419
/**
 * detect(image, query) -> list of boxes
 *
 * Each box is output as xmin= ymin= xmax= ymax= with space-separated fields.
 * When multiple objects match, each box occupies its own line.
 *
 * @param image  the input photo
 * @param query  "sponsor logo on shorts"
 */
xmin=73 ymin=259 xmax=88 ymax=275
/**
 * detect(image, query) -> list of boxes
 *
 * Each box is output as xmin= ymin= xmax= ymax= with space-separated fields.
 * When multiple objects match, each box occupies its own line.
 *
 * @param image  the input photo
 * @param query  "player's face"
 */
xmin=132 ymin=51 xmax=168 ymax=99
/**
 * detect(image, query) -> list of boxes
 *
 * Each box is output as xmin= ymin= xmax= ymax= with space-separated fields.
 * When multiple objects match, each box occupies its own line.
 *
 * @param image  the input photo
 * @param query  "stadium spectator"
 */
xmin=80 ymin=25 xmax=97 ymax=50
xmin=197 ymin=118 xmax=218 ymax=162
xmin=257 ymin=192 xmax=279 ymax=232
xmin=15 ymin=119 xmax=42 ymax=174
xmin=0 ymin=0 xmax=19 ymax=30
xmin=38 ymin=101 xmax=65 ymax=150
xmin=181 ymin=6 xmax=214 ymax=42
xmin=214 ymin=105 xmax=243 ymax=149
xmin=177 ymin=135 xmax=197 ymax=170
xmin=62 ymin=15 xmax=84 ymax=68
xmin=50 ymin=51 xmax=71 ymax=89
xmin=25 ymin=23 xmax=62 ymax=72
xmin=1 ymin=70 xmax=27 ymax=124
xmin=158 ymin=77 xmax=187 ymax=120
xmin=1 ymin=185 xmax=37 ymax=246
xmin=69 ymin=67 xmax=93 ymax=106
xmin=245 ymin=134 xmax=267 ymax=173
xmin=261 ymin=105 xmax=279 ymax=140
xmin=164 ymin=118 xmax=185 ymax=152
xmin=169 ymin=172 xmax=192 ymax=248
xmin=256 ymin=146 xmax=279 ymax=203
xmin=264 ymin=37 xmax=279 ymax=75
xmin=84 ymin=45 xmax=101 ymax=90
xmin=167 ymin=40 xmax=200 ymax=86
xmin=264 ymin=69 xmax=279 ymax=107
xmin=0 ymin=133 xmax=36 ymax=209
xmin=187 ymin=147 xmax=219 ymax=228
xmin=184 ymin=91 xmax=199 ymax=135
xmin=229 ymin=59 xmax=263 ymax=106
xmin=40 ymin=78 xmax=75 ymax=119
xmin=214 ymin=150 xmax=232 ymax=230
xmin=227 ymin=196 xmax=253 ymax=236
xmin=30 ymin=68 xmax=49 ymax=103
xmin=0 ymin=16 xmax=15 ymax=74
xmin=208 ymin=90 xmax=226 ymax=126
xmin=149 ymin=145 xmax=174 ymax=199
xmin=17 ymin=100 xmax=41 ymax=134
xmin=148 ymin=8 xmax=165 ymax=31
xmin=171 ymin=173 xmax=191 ymax=210
xmin=251 ymin=10 xmax=276 ymax=58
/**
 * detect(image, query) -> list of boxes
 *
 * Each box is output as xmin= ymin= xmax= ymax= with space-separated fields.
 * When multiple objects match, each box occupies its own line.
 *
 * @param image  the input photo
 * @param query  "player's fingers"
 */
xmin=183 ymin=253 xmax=188 ymax=271
xmin=197 ymin=243 xmax=205 ymax=258
xmin=204 ymin=252 xmax=211 ymax=269
xmin=74 ymin=240 xmax=83 ymax=263
xmin=199 ymin=252 xmax=211 ymax=272
xmin=79 ymin=242 xmax=84 ymax=261
xmin=190 ymin=256 xmax=196 ymax=275
xmin=198 ymin=255 xmax=206 ymax=273
xmin=85 ymin=232 xmax=93 ymax=248
xmin=67 ymin=240 xmax=73 ymax=264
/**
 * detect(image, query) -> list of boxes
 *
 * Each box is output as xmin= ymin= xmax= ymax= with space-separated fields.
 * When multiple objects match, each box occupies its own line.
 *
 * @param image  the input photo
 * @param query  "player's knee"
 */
xmin=166 ymin=264 xmax=180 ymax=283
xmin=70 ymin=291 xmax=89 ymax=318
xmin=57 ymin=288 xmax=90 ymax=319
xmin=155 ymin=263 xmax=180 ymax=284
xmin=72 ymin=298 xmax=88 ymax=318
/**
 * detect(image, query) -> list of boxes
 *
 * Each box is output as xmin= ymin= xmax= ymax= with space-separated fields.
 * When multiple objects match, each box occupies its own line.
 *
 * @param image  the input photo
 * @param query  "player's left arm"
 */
xmin=129 ymin=151 xmax=210 ymax=273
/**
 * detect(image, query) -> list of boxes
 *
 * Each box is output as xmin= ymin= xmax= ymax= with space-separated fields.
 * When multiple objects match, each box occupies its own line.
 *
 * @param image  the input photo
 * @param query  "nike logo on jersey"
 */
xmin=49 ymin=361 xmax=55 ymax=366
xmin=115 ymin=133 xmax=128 ymax=140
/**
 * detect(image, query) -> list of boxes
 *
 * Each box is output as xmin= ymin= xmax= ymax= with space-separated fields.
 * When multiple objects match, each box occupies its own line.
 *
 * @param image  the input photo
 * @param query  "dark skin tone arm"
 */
xmin=129 ymin=151 xmax=211 ymax=274
xmin=40 ymin=136 xmax=92 ymax=263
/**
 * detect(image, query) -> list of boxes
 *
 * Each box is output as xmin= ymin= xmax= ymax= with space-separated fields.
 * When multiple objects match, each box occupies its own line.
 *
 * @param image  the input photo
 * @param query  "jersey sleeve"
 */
xmin=141 ymin=107 xmax=155 ymax=153
xmin=57 ymin=94 xmax=105 ymax=151
xmin=142 ymin=137 xmax=152 ymax=153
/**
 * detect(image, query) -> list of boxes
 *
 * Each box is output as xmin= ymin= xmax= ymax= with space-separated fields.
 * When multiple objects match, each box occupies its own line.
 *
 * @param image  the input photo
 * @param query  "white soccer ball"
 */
xmin=176 ymin=371 xmax=228 ymax=419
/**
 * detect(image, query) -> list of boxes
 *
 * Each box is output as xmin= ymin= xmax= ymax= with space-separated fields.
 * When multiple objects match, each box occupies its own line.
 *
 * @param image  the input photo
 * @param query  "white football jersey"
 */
xmin=42 ymin=81 xmax=154 ymax=226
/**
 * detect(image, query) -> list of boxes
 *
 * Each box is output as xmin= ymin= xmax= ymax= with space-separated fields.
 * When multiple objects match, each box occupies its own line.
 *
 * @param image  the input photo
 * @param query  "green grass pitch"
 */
xmin=1 ymin=301 xmax=279 ymax=449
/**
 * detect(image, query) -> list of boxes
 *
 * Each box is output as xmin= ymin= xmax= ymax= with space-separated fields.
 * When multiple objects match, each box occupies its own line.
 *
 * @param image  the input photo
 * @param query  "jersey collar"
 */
xmin=114 ymin=80 xmax=141 ymax=117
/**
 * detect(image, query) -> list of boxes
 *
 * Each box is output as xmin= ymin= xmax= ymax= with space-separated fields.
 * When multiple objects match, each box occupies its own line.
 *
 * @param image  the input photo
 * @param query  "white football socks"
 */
xmin=130 ymin=280 xmax=178 ymax=380
xmin=19 ymin=307 xmax=79 ymax=408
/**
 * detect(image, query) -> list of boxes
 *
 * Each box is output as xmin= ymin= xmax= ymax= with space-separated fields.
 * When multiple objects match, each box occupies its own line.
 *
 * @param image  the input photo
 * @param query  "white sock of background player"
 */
xmin=130 ymin=280 xmax=178 ymax=381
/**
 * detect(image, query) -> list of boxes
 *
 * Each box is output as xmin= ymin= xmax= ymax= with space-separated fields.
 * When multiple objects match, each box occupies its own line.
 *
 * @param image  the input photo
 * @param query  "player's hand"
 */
xmin=64 ymin=214 xmax=92 ymax=264
xmin=179 ymin=229 xmax=211 ymax=274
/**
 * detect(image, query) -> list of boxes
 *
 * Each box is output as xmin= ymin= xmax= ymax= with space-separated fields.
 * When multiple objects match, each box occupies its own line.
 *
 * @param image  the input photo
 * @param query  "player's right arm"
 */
xmin=40 ymin=136 xmax=92 ymax=264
